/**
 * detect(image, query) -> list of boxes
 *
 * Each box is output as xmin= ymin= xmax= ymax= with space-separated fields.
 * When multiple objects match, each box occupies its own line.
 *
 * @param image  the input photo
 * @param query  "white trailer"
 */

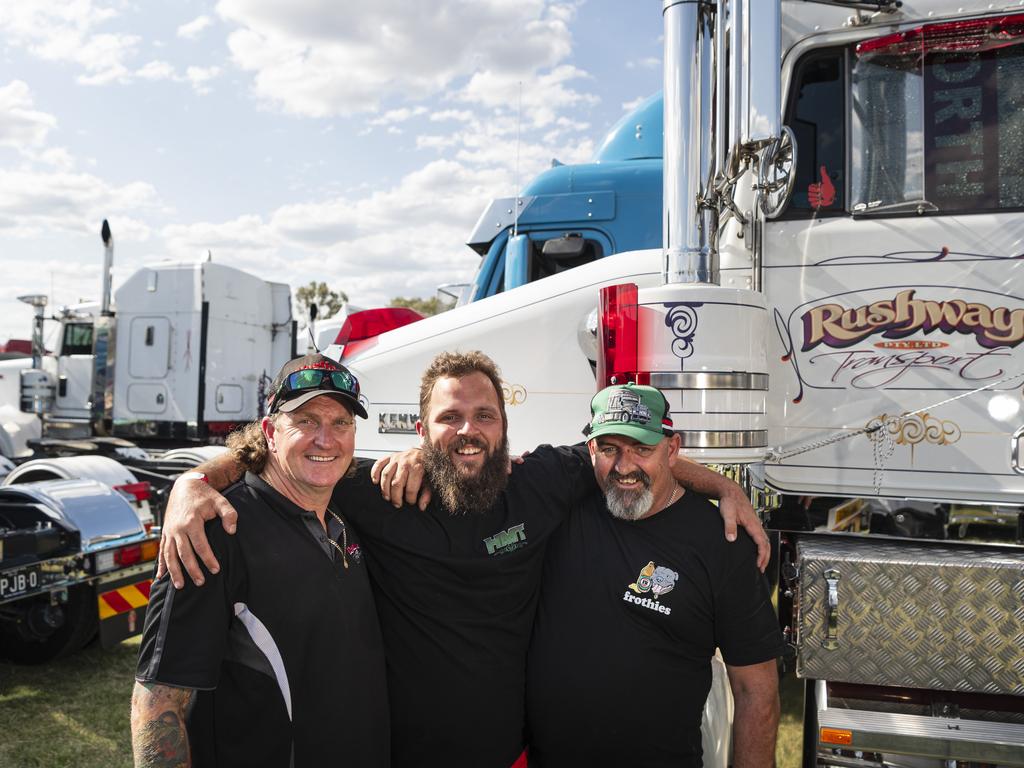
xmin=0 ymin=223 xmax=294 ymax=662
xmin=112 ymin=261 xmax=293 ymax=441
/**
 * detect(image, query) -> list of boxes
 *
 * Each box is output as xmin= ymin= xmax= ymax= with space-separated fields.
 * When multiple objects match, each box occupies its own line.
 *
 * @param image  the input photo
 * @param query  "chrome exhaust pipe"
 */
xmin=662 ymin=0 xmax=718 ymax=286
xmin=100 ymin=219 xmax=113 ymax=316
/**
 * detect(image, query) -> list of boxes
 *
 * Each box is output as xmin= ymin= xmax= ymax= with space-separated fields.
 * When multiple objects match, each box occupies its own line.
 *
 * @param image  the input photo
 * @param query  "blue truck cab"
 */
xmin=461 ymin=93 xmax=664 ymax=304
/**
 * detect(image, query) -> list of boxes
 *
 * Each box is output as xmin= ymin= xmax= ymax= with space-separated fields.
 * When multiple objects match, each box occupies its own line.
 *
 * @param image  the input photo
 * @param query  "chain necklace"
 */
xmin=663 ymin=484 xmax=682 ymax=511
xmin=324 ymin=508 xmax=349 ymax=569
xmin=259 ymin=472 xmax=350 ymax=568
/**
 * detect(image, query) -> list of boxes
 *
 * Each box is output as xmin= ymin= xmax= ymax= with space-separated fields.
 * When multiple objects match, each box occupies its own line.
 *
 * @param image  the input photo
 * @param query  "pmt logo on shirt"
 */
xmin=623 ymin=561 xmax=679 ymax=616
xmin=483 ymin=523 xmax=526 ymax=555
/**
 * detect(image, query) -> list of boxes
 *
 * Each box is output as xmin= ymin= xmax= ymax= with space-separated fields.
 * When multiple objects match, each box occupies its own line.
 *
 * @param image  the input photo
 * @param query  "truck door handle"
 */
xmin=1012 ymin=426 xmax=1024 ymax=474
xmin=822 ymin=568 xmax=840 ymax=650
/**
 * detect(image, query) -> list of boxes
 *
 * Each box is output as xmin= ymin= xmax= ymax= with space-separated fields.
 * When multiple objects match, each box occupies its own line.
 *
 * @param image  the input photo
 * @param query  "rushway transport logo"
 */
xmin=801 ymin=289 xmax=1024 ymax=351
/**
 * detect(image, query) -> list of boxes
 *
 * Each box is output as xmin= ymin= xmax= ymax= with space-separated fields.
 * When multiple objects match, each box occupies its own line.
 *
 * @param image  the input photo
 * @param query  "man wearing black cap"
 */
xmin=526 ymin=383 xmax=785 ymax=767
xmin=130 ymin=355 xmax=389 ymax=767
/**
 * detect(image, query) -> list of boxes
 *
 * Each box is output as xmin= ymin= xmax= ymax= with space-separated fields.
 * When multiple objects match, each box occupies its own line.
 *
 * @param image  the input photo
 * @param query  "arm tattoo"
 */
xmin=131 ymin=681 xmax=197 ymax=768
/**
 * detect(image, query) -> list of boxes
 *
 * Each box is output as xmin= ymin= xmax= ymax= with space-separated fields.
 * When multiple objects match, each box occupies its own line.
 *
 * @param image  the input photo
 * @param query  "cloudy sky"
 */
xmin=0 ymin=0 xmax=662 ymax=342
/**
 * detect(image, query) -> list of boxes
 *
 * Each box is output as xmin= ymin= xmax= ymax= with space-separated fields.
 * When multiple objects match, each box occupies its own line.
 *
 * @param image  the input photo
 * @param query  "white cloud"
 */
xmin=0 ymin=80 xmax=56 ymax=149
xmin=369 ymin=106 xmax=428 ymax=127
xmin=0 ymin=3 xmax=139 ymax=85
xmin=178 ymin=15 xmax=213 ymax=40
xmin=627 ymin=56 xmax=660 ymax=70
xmin=161 ymin=215 xmax=280 ymax=268
xmin=0 ymin=168 xmax=159 ymax=239
xmin=130 ymin=60 xmax=220 ymax=94
xmin=137 ymin=60 xmax=177 ymax=81
xmin=186 ymin=66 xmax=222 ymax=94
xmin=34 ymin=147 xmax=77 ymax=171
xmin=416 ymin=134 xmax=459 ymax=152
xmin=457 ymin=64 xmax=597 ymax=129
xmin=0 ymin=4 xmax=219 ymax=90
xmin=149 ymin=155 xmax=521 ymax=311
xmin=621 ymin=96 xmax=646 ymax=113
xmin=271 ymin=158 xmax=501 ymax=247
xmin=430 ymin=109 xmax=473 ymax=123
xmin=217 ymin=0 xmax=580 ymax=117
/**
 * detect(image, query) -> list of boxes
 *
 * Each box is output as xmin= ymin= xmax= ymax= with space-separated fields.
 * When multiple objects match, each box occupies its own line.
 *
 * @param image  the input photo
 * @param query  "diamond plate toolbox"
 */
xmin=795 ymin=535 xmax=1024 ymax=695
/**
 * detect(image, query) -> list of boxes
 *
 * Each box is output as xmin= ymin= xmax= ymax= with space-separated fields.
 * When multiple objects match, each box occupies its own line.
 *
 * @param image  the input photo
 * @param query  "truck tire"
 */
xmin=0 ymin=586 xmax=98 ymax=664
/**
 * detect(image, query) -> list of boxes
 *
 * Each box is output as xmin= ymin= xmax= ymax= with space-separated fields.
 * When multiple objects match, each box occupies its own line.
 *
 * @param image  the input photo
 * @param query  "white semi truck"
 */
xmin=0 ymin=222 xmax=295 ymax=662
xmin=327 ymin=1 xmax=1024 ymax=765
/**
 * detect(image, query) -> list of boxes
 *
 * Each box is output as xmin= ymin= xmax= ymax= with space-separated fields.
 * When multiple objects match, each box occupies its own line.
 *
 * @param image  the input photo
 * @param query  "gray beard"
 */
xmin=604 ymin=470 xmax=654 ymax=521
xmin=421 ymin=435 xmax=509 ymax=515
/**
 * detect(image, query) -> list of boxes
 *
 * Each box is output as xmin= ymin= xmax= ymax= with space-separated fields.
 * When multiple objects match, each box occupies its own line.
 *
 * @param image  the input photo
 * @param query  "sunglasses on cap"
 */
xmin=269 ymin=367 xmax=360 ymax=413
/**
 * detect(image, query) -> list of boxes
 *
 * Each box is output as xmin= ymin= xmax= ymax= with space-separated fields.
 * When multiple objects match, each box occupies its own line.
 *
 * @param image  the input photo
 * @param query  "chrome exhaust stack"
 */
xmin=662 ymin=0 xmax=717 ymax=286
xmin=731 ymin=0 xmax=780 ymax=152
xmin=100 ymin=219 xmax=114 ymax=317
xmin=16 ymin=294 xmax=48 ymax=369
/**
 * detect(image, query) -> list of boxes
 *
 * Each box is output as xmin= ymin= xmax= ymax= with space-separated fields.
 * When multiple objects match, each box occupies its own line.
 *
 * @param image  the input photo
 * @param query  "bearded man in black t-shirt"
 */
xmin=527 ymin=383 xmax=785 ymax=768
xmin=156 ymin=351 xmax=770 ymax=768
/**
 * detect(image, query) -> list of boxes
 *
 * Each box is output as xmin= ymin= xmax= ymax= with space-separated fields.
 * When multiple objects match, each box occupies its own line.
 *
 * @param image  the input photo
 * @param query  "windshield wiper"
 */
xmin=852 ymin=199 xmax=939 ymax=216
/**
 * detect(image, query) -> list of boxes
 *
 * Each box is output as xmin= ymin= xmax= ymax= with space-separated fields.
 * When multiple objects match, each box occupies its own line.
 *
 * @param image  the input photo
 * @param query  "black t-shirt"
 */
xmin=526 ymin=490 xmax=785 ymax=768
xmin=337 ymin=445 xmax=593 ymax=768
xmin=136 ymin=473 xmax=390 ymax=767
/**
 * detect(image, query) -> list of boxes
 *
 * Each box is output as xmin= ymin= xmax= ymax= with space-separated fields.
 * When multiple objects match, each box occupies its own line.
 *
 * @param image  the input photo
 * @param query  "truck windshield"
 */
xmin=850 ymin=20 xmax=1024 ymax=214
xmin=61 ymin=323 xmax=93 ymax=356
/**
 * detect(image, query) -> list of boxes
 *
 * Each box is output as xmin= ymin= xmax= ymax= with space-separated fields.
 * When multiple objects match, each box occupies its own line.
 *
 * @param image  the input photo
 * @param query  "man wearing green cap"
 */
xmin=526 ymin=382 xmax=785 ymax=768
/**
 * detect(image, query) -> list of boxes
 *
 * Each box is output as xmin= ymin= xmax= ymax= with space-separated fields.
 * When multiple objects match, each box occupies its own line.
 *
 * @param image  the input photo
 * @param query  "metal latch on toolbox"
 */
xmin=822 ymin=568 xmax=840 ymax=650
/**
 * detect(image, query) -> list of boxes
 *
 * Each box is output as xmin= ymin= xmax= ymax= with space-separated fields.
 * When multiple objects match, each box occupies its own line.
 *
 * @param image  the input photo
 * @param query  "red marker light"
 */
xmin=857 ymin=14 xmax=1024 ymax=58
xmin=113 ymin=481 xmax=151 ymax=502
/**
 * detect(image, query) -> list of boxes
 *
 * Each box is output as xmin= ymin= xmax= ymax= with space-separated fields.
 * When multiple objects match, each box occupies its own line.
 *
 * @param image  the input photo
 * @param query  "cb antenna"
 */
xmin=513 ymin=80 xmax=522 ymax=237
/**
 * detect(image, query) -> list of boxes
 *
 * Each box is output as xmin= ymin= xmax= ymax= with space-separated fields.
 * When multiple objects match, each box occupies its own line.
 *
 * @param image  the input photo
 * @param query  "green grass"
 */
xmin=0 ymin=640 xmax=805 ymax=767
xmin=0 ymin=637 xmax=140 ymax=768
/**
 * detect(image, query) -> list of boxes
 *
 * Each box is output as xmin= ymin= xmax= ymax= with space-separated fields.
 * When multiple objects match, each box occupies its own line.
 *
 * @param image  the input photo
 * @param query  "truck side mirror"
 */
xmin=503 ymin=234 xmax=531 ymax=292
xmin=541 ymin=234 xmax=586 ymax=259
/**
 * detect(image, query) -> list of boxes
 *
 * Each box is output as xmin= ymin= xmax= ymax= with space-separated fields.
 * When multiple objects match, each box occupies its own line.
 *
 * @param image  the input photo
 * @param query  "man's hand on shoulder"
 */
xmin=718 ymin=488 xmax=770 ymax=572
xmin=159 ymin=472 xmax=240 ymax=589
xmin=371 ymin=448 xmax=431 ymax=510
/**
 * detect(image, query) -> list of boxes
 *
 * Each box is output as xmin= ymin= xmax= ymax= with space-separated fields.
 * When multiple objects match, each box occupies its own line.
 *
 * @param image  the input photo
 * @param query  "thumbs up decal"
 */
xmin=808 ymin=166 xmax=836 ymax=209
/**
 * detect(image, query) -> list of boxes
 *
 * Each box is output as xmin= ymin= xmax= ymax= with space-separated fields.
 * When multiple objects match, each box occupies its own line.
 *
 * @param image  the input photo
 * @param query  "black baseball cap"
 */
xmin=267 ymin=354 xmax=368 ymax=418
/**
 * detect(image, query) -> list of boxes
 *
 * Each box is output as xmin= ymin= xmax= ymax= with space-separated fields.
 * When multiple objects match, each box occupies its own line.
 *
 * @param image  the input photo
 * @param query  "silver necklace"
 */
xmin=260 ymin=473 xmax=349 ymax=568
xmin=664 ymin=484 xmax=682 ymax=510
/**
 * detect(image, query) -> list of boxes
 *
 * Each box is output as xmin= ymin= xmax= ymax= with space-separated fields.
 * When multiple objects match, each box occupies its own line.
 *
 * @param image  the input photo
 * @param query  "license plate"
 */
xmin=0 ymin=566 xmax=41 ymax=600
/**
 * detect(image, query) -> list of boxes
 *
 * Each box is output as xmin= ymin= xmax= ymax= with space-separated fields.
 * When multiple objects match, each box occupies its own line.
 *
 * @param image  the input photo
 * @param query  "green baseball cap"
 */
xmin=584 ymin=383 xmax=675 ymax=446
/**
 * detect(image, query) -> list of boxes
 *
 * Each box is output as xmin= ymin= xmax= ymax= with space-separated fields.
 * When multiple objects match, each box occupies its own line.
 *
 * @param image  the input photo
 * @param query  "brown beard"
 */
xmin=421 ymin=434 xmax=509 ymax=514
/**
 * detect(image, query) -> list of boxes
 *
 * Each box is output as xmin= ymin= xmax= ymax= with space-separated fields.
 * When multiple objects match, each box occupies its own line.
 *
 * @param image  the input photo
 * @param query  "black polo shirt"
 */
xmin=136 ymin=473 xmax=389 ymax=767
xmin=337 ymin=445 xmax=593 ymax=768
xmin=526 ymin=490 xmax=786 ymax=767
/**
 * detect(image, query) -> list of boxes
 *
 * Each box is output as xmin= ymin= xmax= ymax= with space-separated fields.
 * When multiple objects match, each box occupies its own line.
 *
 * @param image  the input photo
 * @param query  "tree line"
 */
xmin=294 ymin=281 xmax=453 ymax=319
